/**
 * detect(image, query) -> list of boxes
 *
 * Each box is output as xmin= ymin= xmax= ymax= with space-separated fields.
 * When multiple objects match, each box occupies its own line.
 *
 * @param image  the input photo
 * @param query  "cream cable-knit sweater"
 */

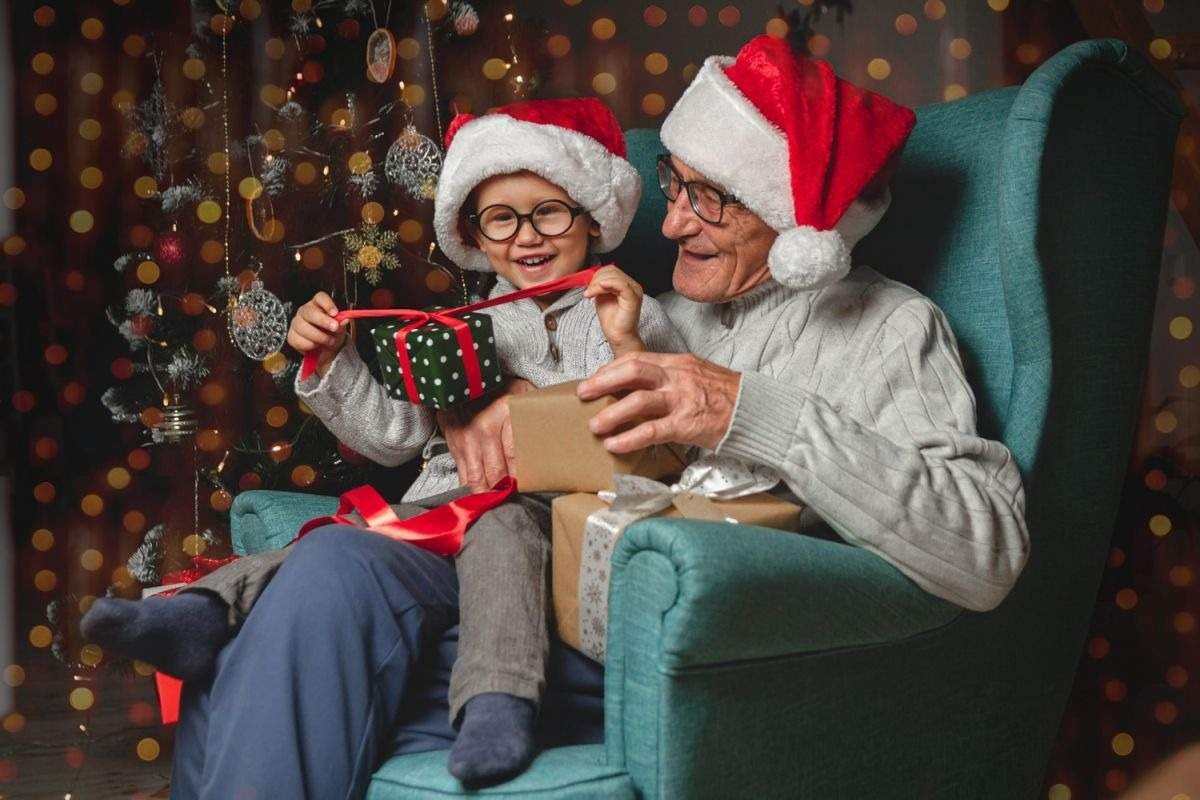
xmin=296 ymin=277 xmax=686 ymax=503
xmin=661 ymin=266 xmax=1030 ymax=611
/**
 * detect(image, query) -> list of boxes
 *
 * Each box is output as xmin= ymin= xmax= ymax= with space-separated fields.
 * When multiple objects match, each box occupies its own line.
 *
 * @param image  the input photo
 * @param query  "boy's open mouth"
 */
xmin=515 ymin=254 xmax=555 ymax=268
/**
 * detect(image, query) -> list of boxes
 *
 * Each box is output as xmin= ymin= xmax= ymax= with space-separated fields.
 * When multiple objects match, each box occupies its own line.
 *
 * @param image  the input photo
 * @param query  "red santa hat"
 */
xmin=661 ymin=35 xmax=916 ymax=291
xmin=434 ymin=97 xmax=641 ymax=272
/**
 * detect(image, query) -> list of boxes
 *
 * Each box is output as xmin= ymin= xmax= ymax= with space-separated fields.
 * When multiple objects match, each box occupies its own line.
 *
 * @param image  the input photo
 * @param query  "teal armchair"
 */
xmin=230 ymin=40 xmax=1179 ymax=798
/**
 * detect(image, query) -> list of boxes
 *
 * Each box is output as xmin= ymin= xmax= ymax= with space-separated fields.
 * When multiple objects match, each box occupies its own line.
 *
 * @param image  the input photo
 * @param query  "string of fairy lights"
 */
xmin=0 ymin=0 xmax=1195 ymax=796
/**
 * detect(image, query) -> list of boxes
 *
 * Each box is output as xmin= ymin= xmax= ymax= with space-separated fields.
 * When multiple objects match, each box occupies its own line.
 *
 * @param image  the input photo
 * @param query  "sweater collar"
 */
xmin=719 ymin=278 xmax=799 ymax=327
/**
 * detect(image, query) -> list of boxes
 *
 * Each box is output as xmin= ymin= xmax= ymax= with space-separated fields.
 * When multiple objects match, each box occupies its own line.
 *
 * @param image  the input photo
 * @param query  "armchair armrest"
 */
xmin=230 ymin=490 xmax=340 ymax=556
xmin=603 ymin=518 xmax=963 ymax=797
xmin=611 ymin=517 xmax=961 ymax=670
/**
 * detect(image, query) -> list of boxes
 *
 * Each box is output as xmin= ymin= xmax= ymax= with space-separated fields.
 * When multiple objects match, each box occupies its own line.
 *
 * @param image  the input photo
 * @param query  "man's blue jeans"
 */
xmin=169 ymin=524 xmax=604 ymax=799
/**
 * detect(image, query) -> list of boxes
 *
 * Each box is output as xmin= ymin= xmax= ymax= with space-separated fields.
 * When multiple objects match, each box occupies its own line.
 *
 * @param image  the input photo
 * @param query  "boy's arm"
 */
xmin=295 ymin=342 xmax=436 ymax=466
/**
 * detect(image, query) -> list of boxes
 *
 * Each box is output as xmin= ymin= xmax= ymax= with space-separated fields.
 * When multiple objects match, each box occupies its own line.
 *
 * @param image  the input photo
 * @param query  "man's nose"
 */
xmin=662 ymin=190 xmax=701 ymax=240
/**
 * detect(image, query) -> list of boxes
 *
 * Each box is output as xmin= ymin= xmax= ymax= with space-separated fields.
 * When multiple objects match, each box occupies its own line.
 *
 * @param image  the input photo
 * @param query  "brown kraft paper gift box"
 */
xmin=550 ymin=491 xmax=804 ymax=655
xmin=508 ymin=379 xmax=688 ymax=492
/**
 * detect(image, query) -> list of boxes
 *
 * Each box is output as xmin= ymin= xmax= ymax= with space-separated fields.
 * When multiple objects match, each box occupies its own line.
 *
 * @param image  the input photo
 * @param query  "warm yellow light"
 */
xmin=30 ymin=625 xmax=53 ymax=648
xmin=197 ymin=200 xmax=223 ymax=224
xmin=137 ymin=737 xmax=161 ymax=762
xmin=238 ymin=177 xmax=264 ymax=200
xmin=592 ymin=72 xmax=617 ymax=95
xmin=644 ymin=52 xmax=669 ymax=75
xmin=592 ymin=18 xmax=616 ymax=40
xmin=867 ymin=58 xmax=892 ymax=80
xmin=34 ymin=569 xmax=57 ymax=592
xmin=134 ymin=176 xmax=159 ymax=198
xmin=69 ymin=688 xmax=95 ymax=712
xmin=547 ymin=35 xmax=571 ymax=58
xmin=1150 ymin=38 xmax=1172 ymax=60
xmin=482 ymin=58 xmax=509 ymax=80
xmin=70 ymin=211 xmax=94 ymax=234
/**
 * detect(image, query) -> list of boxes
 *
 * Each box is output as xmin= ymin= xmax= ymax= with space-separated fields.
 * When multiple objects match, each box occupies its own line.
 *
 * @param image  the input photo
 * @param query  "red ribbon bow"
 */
xmin=299 ymin=266 xmax=603 ymax=398
xmin=295 ymin=475 xmax=517 ymax=556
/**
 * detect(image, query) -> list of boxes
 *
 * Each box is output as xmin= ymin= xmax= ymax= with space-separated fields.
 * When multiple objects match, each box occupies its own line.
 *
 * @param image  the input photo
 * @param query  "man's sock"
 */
xmin=447 ymin=692 xmax=537 ymax=787
xmin=79 ymin=592 xmax=228 ymax=682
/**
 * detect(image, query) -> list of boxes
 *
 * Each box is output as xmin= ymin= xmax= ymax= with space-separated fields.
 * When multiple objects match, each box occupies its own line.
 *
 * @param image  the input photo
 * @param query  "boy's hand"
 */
xmin=584 ymin=266 xmax=645 ymax=357
xmin=287 ymin=292 xmax=349 ymax=378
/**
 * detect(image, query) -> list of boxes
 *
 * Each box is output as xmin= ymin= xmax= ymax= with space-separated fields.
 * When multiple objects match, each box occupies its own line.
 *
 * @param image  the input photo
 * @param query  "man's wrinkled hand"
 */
xmin=577 ymin=352 xmax=741 ymax=453
xmin=437 ymin=379 xmax=534 ymax=491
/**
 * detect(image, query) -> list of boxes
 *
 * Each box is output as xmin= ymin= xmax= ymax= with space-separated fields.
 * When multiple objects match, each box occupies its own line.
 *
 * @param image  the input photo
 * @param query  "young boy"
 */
xmin=83 ymin=98 xmax=685 ymax=785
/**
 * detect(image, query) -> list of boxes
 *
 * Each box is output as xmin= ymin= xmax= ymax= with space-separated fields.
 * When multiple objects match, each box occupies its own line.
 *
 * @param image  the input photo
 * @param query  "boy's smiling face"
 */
xmin=468 ymin=171 xmax=599 ymax=292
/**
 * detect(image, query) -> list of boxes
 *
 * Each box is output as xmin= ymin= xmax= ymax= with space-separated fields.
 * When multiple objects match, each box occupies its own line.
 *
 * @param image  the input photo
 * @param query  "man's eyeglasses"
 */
xmin=467 ymin=199 xmax=587 ymax=242
xmin=656 ymin=155 xmax=741 ymax=224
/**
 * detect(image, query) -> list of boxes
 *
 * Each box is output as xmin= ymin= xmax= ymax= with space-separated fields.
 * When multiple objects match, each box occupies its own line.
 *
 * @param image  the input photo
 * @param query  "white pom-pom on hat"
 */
xmin=767 ymin=227 xmax=852 ymax=291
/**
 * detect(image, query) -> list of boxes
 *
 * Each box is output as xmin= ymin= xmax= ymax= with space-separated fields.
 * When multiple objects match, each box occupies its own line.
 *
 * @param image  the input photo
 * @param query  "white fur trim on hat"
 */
xmin=661 ymin=56 xmax=794 ymax=232
xmin=434 ymin=115 xmax=642 ymax=271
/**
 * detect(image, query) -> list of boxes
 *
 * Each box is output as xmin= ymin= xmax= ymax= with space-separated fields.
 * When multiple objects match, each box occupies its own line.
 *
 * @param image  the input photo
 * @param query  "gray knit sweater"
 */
xmin=296 ymin=277 xmax=686 ymax=503
xmin=661 ymin=266 xmax=1030 ymax=612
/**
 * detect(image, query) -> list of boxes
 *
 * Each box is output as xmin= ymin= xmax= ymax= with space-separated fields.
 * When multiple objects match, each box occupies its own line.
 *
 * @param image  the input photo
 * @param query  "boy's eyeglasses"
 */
xmin=468 ymin=199 xmax=587 ymax=242
xmin=656 ymin=154 xmax=741 ymax=224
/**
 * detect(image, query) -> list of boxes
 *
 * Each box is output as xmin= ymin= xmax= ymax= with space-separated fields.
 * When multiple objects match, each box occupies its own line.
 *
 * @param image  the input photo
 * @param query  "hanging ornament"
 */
xmin=386 ymin=125 xmax=442 ymax=201
xmin=155 ymin=230 xmax=187 ymax=266
xmin=158 ymin=398 xmax=198 ymax=444
xmin=228 ymin=280 xmax=289 ymax=360
xmin=130 ymin=314 xmax=155 ymax=338
xmin=450 ymin=2 xmax=479 ymax=36
xmin=507 ymin=63 xmax=540 ymax=99
xmin=366 ymin=27 xmax=398 ymax=83
xmin=343 ymin=223 xmax=401 ymax=285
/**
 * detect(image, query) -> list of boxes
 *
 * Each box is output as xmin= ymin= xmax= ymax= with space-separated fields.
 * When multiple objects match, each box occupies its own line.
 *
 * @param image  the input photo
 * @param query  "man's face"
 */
xmin=661 ymin=156 xmax=777 ymax=304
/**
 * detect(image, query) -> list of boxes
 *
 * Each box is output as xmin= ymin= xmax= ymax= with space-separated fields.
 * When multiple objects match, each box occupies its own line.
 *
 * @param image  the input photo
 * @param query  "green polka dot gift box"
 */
xmin=370 ymin=311 xmax=503 ymax=410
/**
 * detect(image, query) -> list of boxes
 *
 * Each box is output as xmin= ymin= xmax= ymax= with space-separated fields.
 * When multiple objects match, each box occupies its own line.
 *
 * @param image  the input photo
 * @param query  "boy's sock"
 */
xmin=448 ymin=692 xmax=537 ymax=786
xmin=79 ymin=592 xmax=228 ymax=682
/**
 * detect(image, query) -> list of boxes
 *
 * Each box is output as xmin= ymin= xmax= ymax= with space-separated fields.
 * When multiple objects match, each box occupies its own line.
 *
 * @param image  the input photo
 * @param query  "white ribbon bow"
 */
xmin=577 ymin=456 xmax=780 ymax=663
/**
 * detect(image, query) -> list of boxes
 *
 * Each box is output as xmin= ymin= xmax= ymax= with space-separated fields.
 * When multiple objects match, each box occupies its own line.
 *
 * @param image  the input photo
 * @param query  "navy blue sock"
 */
xmin=448 ymin=693 xmax=537 ymax=786
xmin=80 ymin=592 xmax=228 ymax=682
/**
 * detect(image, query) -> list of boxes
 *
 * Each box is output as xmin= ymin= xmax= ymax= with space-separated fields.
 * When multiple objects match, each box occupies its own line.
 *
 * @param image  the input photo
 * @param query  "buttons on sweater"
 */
xmin=544 ymin=316 xmax=558 ymax=331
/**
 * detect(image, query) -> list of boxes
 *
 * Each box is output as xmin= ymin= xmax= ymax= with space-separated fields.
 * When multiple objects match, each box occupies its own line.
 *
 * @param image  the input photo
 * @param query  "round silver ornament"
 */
xmin=229 ymin=280 xmax=288 ymax=360
xmin=385 ymin=125 xmax=443 ymax=201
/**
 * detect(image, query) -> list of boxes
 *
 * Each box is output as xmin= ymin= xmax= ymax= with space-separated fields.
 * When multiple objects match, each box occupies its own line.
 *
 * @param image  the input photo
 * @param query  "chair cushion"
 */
xmin=366 ymin=745 xmax=634 ymax=799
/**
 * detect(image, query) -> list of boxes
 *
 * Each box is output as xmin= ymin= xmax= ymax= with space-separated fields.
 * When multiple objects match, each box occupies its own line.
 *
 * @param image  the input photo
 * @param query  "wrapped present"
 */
xmin=552 ymin=459 xmax=803 ymax=662
xmin=370 ymin=310 xmax=503 ymax=409
xmin=298 ymin=267 xmax=606 ymax=408
xmin=510 ymin=380 xmax=688 ymax=492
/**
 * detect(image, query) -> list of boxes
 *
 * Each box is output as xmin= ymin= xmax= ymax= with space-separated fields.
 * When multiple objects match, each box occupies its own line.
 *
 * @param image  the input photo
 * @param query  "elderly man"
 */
xmin=453 ymin=35 xmax=1030 ymax=612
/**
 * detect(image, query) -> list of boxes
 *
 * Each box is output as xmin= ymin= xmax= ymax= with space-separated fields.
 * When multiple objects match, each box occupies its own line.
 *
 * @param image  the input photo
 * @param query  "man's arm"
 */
xmin=581 ymin=299 xmax=1029 ymax=612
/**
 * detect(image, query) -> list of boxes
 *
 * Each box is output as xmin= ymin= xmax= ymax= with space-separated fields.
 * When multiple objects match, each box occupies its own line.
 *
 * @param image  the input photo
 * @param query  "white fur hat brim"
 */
xmin=663 ymin=56 xmax=893 ymax=291
xmin=434 ymin=115 xmax=642 ymax=272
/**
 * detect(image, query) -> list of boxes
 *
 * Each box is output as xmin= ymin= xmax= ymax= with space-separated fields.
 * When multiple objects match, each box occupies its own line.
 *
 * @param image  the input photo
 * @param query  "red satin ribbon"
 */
xmin=295 ymin=476 xmax=517 ymax=556
xmin=298 ymin=266 xmax=603 ymax=386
